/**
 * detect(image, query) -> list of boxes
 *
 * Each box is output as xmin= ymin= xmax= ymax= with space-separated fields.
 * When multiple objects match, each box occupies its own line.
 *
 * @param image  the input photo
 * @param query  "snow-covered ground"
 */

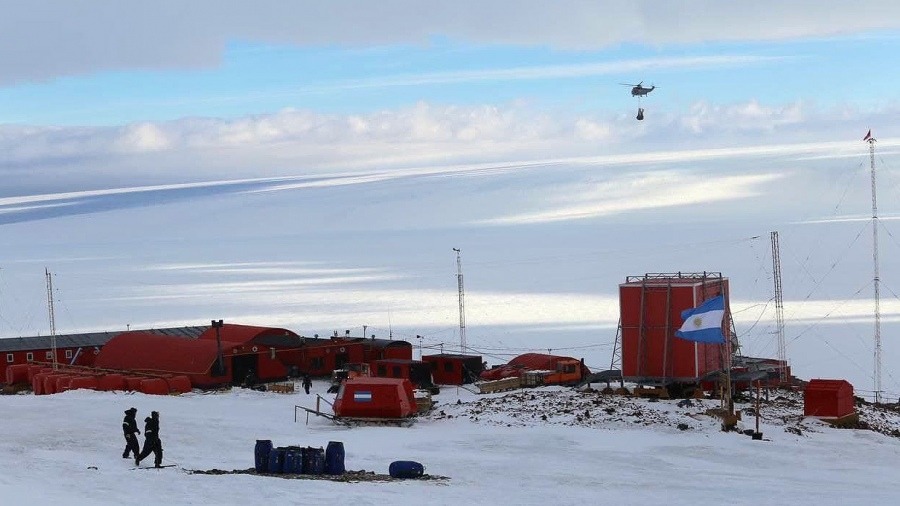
xmin=2 ymin=380 xmax=899 ymax=505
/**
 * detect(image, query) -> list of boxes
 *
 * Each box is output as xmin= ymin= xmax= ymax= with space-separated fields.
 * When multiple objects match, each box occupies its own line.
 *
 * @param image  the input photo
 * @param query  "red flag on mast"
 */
xmin=863 ymin=129 xmax=873 ymax=141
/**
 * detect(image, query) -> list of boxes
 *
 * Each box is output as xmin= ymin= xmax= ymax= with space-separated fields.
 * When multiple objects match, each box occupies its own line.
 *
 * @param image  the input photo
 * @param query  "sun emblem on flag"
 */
xmin=692 ymin=316 xmax=703 ymax=328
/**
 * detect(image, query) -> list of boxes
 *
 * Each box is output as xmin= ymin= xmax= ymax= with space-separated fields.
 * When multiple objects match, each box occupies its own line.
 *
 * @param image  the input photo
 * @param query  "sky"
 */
xmin=3 ymin=2 xmax=900 ymax=399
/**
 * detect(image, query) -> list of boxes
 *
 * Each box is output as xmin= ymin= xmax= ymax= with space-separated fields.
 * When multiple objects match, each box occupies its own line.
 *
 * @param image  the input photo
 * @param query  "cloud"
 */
xmin=1 ymin=100 xmax=897 ymax=205
xmin=2 ymin=1 xmax=900 ymax=85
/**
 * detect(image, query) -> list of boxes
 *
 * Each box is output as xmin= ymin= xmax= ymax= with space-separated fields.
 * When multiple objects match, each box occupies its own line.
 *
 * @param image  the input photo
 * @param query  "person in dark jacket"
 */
xmin=136 ymin=411 xmax=163 ymax=467
xmin=301 ymin=374 xmax=312 ymax=394
xmin=122 ymin=407 xmax=140 ymax=459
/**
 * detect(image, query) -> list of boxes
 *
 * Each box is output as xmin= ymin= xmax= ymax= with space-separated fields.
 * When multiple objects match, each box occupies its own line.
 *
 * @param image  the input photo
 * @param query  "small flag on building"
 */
xmin=675 ymin=295 xmax=726 ymax=344
xmin=863 ymin=129 xmax=873 ymax=142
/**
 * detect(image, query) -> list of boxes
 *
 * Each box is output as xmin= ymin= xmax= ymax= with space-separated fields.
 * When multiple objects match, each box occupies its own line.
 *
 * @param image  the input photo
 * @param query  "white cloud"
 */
xmin=1 ymin=100 xmax=898 ymax=200
xmin=2 ymin=1 xmax=899 ymax=85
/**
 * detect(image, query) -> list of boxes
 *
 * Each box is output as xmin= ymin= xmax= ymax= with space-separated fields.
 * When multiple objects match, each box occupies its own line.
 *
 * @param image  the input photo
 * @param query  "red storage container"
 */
xmin=43 ymin=374 xmax=63 ymax=395
xmin=69 ymin=376 xmax=99 ymax=391
xmin=124 ymin=376 xmax=146 ymax=391
xmin=804 ymin=379 xmax=855 ymax=418
xmin=53 ymin=375 xmax=73 ymax=393
xmin=98 ymin=374 xmax=127 ymax=391
xmin=5 ymin=364 xmax=31 ymax=385
xmin=33 ymin=373 xmax=48 ymax=395
xmin=166 ymin=375 xmax=192 ymax=394
xmin=140 ymin=378 xmax=169 ymax=395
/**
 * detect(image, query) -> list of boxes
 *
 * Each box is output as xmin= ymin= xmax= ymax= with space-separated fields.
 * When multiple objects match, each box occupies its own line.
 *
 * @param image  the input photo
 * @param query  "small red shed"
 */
xmin=333 ymin=377 xmax=417 ymax=419
xmin=804 ymin=379 xmax=855 ymax=418
xmin=423 ymin=354 xmax=484 ymax=385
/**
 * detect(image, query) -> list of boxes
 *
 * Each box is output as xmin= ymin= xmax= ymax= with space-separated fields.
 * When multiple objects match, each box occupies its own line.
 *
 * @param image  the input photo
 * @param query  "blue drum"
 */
xmin=389 ymin=461 xmax=424 ymax=479
xmin=325 ymin=441 xmax=345 ymax=475
xmin=254 ymin=440 xmax=273 ymax=473
xmin=303 ymin=446 xmax=325 ymax=475
xmin=267 ymin=447 xmax=286 ymax=474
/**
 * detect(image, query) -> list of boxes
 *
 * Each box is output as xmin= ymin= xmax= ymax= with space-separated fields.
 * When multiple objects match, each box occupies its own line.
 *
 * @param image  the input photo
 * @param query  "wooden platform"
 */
xmin=477 ymin=377 xmax=522 ymax=394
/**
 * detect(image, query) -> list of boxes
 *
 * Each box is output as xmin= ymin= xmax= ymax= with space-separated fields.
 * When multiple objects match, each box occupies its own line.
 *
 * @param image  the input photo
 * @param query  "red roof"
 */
xmin=197 ymin=324 xmax=295 ymax=345
xmin=96 ymin=331 xmax=237 ymax=375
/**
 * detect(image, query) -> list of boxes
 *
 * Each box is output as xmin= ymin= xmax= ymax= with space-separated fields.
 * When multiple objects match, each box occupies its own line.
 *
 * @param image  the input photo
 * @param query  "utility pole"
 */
xmin=453 ymin=248 xmax=467 ymax=354
xmin=867 ymin=130 xmax=882 ymax=404
xmin=770 ymin=231 xmax=787 ymax=384
xmin=45 ymin=268 xmax=58 ymax=371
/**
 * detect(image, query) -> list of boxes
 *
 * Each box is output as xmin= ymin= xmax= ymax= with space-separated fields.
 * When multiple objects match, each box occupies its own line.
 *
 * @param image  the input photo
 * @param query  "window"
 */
xmin=377 ymin=365 xmax=387 ymax=376
xmin=46 ymin=351 xmax=54 ymax=360
xmin=444 ymin=362 xmax=454 ymax=373
xmin=65 ymin=350 xmax=73 ymax=359
xmin=392 ymin=366 xmax=401 ymax=377
xmin=26 ymin=352 xmax=34 ymax=362
xmin=6 ymin=353 xmax=13 ymax=363
xmin=310 ymin=357 xmax=324 ymax=370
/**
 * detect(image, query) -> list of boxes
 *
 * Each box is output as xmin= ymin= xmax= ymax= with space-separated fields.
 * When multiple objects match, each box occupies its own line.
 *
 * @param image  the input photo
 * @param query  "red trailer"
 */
xmin=423 ymin=354 xmax=484 ymax=385
xmin=333 ymin=377 xmax=417 ymax=419
xmin=619 ymin=273 xmax=730 ymax=385
xmin=804 ymin=379 xmax=855 ymax=419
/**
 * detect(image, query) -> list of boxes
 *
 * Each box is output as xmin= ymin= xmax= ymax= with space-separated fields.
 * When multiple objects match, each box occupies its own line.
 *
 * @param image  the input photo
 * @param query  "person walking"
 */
xmin=302 ymin=373 xmax=312 ymax=395
xmin=136 ymin=411 xmax=163 ymax=467
xmin=121 ymin=407 xmax=140 ymax=459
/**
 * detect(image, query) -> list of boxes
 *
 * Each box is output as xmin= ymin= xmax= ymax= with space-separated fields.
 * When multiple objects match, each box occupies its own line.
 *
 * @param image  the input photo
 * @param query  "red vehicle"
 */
xmin=333 ymin=377 xmax=417 ymax=420
xmin=480 ymin=353 xmax=589 ymax=386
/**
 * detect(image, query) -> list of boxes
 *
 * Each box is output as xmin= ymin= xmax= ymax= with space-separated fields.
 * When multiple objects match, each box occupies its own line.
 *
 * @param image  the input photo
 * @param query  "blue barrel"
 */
xmin=303 ymin=447 xmax=325 ymax=475
xmin=254 ymin=440 xmax=273 ymax=473
xmin=389 ymin=461 xmax=424 ymax=479
xmin=283 ymin=448 xmax=301 ymax=474
xmin=267 ymin=447 xmax=286 ymax=474
xmin=325 ymin=441 xmax=345 ymax=475
xmin=298 ymin=447 xmax=309 ymax=474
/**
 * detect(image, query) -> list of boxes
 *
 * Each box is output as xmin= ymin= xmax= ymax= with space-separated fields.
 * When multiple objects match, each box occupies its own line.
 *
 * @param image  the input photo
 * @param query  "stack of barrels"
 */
xmin=255 ymin=440 xmax=345 ymax=476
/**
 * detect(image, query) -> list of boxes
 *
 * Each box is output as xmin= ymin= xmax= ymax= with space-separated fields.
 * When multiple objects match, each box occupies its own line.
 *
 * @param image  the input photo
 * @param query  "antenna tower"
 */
xmin=867 ymin=132 xmax=882 ymax=403
xmin=45 ymin=268 xmax=58 ymax=371
xmin=770 ymin=231 xmax=787 ymax=383
xmin=453 ymin=248 xmax=467 ymax=353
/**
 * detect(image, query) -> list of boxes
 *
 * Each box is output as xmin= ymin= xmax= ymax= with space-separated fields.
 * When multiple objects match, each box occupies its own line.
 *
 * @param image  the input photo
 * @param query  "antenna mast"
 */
xmin=770 ymin=231 xmax=787 ymax=384
xmin=453 ymin=248 xmax=467 ymax=353
xmin=45 ymin=268 xmax=58 ymax=371
xmin=867 ymin=131 xmax=882 ymax=404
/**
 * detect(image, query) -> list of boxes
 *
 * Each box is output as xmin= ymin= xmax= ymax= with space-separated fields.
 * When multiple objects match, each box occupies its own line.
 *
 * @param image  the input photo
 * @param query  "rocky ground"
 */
xmin=425 ymin=386 xmax=900 ymax=439
xmin=187 ymin=468 xmax=450 ymax=483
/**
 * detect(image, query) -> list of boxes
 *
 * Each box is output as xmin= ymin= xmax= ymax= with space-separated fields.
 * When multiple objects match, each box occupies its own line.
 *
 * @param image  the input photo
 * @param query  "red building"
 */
xmin=95 ymin=325 xmax=299 ymax=387
xmin=2 ymin=323 xmax=413 ymax=391
xmin=0 ymin=331 xmax=119 ymax=382
xmin=423 ymin=354 xmax=484 ymax=385
xmin=804 ymin=379 xmax=856 ymax=418
xmin=371 ymin=358 xmax=438 ymax=392
xmin=276 ymin=337 xmax=412 ymax=377
xmin=620 ymin=273 xmax=730 ymax=385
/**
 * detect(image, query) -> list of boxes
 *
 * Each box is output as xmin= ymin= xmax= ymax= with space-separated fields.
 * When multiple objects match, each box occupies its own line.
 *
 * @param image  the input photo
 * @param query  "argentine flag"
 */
xmin=675 ymin=295 xmax=726 ymax=344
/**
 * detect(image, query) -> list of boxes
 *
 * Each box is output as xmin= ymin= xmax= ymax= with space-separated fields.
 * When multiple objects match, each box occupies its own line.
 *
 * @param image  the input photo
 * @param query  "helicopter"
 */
xmin=620 ymin=81 xmax=656 ymax=120
xmin=620 ymin=81 xmax=656 ymax=97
